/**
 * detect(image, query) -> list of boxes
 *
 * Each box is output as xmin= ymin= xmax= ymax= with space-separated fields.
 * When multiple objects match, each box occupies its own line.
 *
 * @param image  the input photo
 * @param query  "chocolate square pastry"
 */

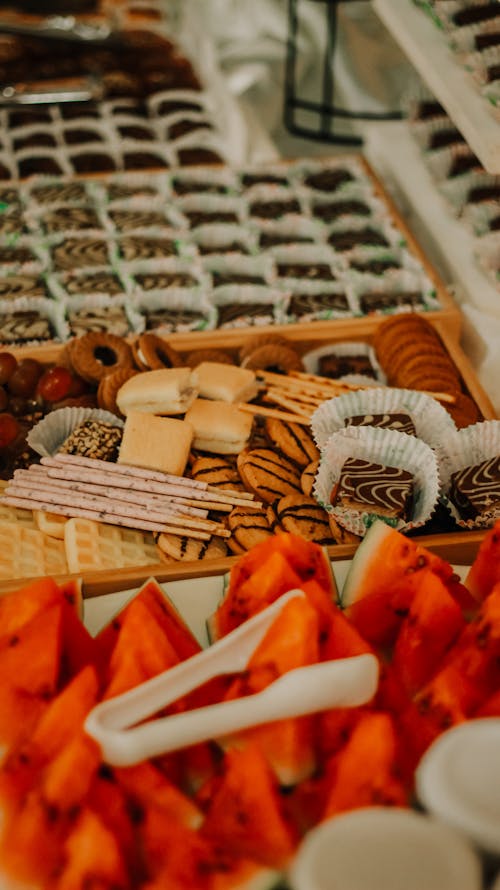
xmin=63 ymin=129 xmax=103 ymax=146
xmin=64 ymin=272 xmax=123 ymax=295
xmin=71 ymin=153 xmax=116 ymax=174
xmin=475 ymin=31 xmax=500 ymax=50
xmin=448 ymin=456 xmax=500 ymax=521
xmin=0 ymin=275 xmax=48 ymax=299
xmin=109 ymin=209 xmax=167 ymax=231
xmin=312 ymin=199 xmax=370 ymax=222
xmin=448 ymin=153 xmax=479 ymax=178
xmin=168 ymin=119 xmax=211 ymax=140
xmin=331 ymin=457 xmax=414 ymax=521
xmin=52 ymin=237 xmax=109 ymax=270
xmin=0 ymin=245 xmax=35 ymax=264
xmin=453 ymin=4 xmax=499 ymax=26
xmin=118 ymin=124 xmax=154 ymax=141
xmin=467 ymin=185 xmax=500 ymax=203
xmin=345 ymin=413 xmax=416 ymax=436
xmin=241 ymin=172 xmax=289 ymax=188
xmin=249 ymin=199 xmax=301 ymax=219
xmin=304 ymin=168 xmax=354 ymax=192
xmin=60 ymin=103 xmax=100 ymax=120
xmin=134 ymin=271 xmax=198 ymax=289
xmin=289 ymin=292 xmax=349 ymax=316
xmin=212 ymin=272 xmax=266 ymax=287
xmin=177 ymin=147 xmax=223 ymax=166
xmin=0 ymin=310 xmax=54 ymax=344
xmin=277 ymin=263 xmax=336 ymax=281
xmin=31 ymin=183 xmax=87 ymax=205
xmin=172 ymin=178 xmax=228 ymax=196
xmin=18 ymin=157 xmax=64 ymax=178
xmin=318 ymin=353 xmax=376 ymax=379
xmin=106 ymin=184 xmax=159 ymax=202
xmin=123 ymin=152 xmax=168 ymax=170
xmin=328 ymin=228 xmax=389 ymax=251
xmin=156 ymin=98 xmax=204 ymax=116
xmin=217 ymin=302 xmax=274 ymax=327
xmin=117 ymin=236 xmax=177 ymax=261
xmin=43 ymin=206 xmax=101 ymax=233
xmin=68 ymin=306 xmax=130 ymax=338
xmin=197 ymin=240 xmax=249 ymax=255
xmin=144 ymin=307 xmax=205 ymax=331
xmin=259 ymin=231 xmax=314 ymax=249
xmin=184 ymin=210 xmax=239 ymax=228
xmin=13 ymin=132 xmax=57 ymax=151
xmin=359 ymin=290 xmax=423 ymax=314
xmin=350 ymin=258 xmax=401 ymax=275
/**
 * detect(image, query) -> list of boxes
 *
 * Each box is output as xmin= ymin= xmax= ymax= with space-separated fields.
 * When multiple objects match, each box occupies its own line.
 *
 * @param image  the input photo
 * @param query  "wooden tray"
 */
xmin=0 ymin=317 xmax=495 ymax=597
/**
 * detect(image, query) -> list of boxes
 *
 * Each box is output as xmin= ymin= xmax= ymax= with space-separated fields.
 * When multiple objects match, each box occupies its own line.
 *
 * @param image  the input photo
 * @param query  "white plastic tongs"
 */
xmin=85 ymin=590 xmax=379 ymax=767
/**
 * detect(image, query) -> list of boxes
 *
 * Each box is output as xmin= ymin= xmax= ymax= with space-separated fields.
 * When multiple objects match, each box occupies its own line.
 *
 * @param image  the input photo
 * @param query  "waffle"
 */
xmin=63 ymin=517 xmax=160 ymax=573
xmin=34 ymin=510 xmax=68 ymax=540
xmin=0 ymin=481 xmax=36 ymax=529
xmin=0 ymin=521 xmax=67 ymax=580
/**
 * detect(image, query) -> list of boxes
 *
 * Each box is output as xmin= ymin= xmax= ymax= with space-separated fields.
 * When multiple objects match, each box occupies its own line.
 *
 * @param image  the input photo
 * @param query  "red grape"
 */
xmin=0 ymin=387 xmax=7 ymax=412
xmin=0 ymin=413 xmax=20 ymax=449
xmin=37 ymin=366 xmax=73 ymax=402
xmin=8 ymin=358 xmax=43 ymax=398
xmin=68 ymin=374 xmax=87 ymax=398
xmin=0 ymin=352 xmax=17 ymax=385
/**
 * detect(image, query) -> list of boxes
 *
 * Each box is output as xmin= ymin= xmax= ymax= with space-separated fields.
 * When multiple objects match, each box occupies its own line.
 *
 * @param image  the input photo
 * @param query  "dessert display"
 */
xmin=0 ymin=310 xmax=493 ymax=577
xmin=0 ymin=525 xmax=499 ymax=887
xmin=0 ymin=157 xmax=453 ymax=346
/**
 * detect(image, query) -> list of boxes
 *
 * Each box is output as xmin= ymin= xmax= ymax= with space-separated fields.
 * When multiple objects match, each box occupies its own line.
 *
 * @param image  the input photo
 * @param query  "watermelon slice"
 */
xmin=465 ymin=519 xmax=500 ymax=601
xmin=87 ymin=770 xmax=141 ymax=882
xmin=209 ymin=535 xmax=337 ymax=641
xmin=392 ymin=572 xmax=465 ymax=694
xmin=103 ymin=597 xmax=180 ymax=699
xmin=96 ymin=578 xmax=201 ymax=667
xmin=0 ymin=788 xmax=67 ymax=885
xmin=41 ymin=730 xmax=101 ymax=812
xmin=322 ymin=711 xmax=408 ymax=818
xmin=115 ymin=761 xmax=203 ymax=829
xmin=201 ymin=746 xmax=297 ymax=869
xmin=0 ymin=576 xmax=61 ymax=635
xmin=341 ymin=522 xmax=470 ymax=648
xmin=54 ymin=807 xmax=129 ymax=890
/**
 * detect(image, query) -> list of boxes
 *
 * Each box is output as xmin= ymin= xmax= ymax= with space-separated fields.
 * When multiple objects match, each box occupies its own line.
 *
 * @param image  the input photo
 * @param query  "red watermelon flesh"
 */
xmin=87 ymin=770 xmax=141 ymax=882
xmin=465 ymin=519 xmax=500 ymax=601
xmin=96 ymin=579 xmax=201 ymax=668
xmin=475 ymin=688 xmax=500 ymax=716
xmin=57 ymin=577 xmax=84 ymax=617
xmin=41 ymin=731 xmax=101 ymax=813
xmin=200 ymin=746 xmax=297 ymax=868
xmin=139 ymin=809 xmax=214 ymax=887
xmin=392 ymin=572 xmax=465 ymax=695
xmin=103 ymin=597 xmax=180 ymax=699
xmin=0 ymin=576 xmax=61 ymax=635
xmin=317 ymin=706 xmax=369 ymax=761
xmin=322 ymin=711 xmax=408 ymax=818
xmin=0 ymin=788 xmax=68 ymax=885
xmin=115 ymin=761 xmax=203 ymax=829
xmin=342 ymin=522 xmax=464 ymax=647
xmin=54 ymin=807 xmax=129 ymax=890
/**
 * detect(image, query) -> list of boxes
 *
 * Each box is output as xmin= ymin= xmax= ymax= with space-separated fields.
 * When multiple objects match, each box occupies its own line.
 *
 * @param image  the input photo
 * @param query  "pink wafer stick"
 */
xmin=6 ymin=480 xmax=230 ymax=538
xmin=15 ymin=469 xmax=212 ymax=524
xmin=46 ymin=454 xmax=209 ymax=489
xmin=0 ymin=495 xmax=211 ymax=539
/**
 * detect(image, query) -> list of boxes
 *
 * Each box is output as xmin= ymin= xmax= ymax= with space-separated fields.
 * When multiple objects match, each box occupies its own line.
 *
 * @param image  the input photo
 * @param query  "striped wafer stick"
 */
xmin=264 ymin=387 xmax=321 ymax=410
xmin=236 ymin=402 xmax=311 ymax=426
xmin=49 ymin=454 xmax=212 ymax=490
xmin=258 ymin=370 xmax=366 ymax=396
xmin=262 ymin=390 xmax=313 ymax=419
xmin=12 ymin=469 xmax=222 ymax=535
xmin=1 ymin=495 xmax=212 ymax=540
xmin=5 ymin=480 xmax=230 ymax=539
xmin=40 ymin=456 xmax=260 ymax=511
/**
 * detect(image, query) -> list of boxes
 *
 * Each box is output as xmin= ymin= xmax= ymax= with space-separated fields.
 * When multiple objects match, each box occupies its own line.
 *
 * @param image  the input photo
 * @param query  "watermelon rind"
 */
xmin=231 ymin=868 xmax=284 ymax=890
xmin=340 ymin=521 xmax=394 ymax=607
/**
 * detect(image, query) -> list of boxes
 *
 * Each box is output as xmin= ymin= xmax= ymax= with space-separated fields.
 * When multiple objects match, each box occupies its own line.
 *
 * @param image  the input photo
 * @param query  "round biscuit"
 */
xmin=276 ymin=494 xmax=332 ymax=544
xmin=328 ymin=514 xmax=362 ymax=545
xmin=237 ymin=448 xmax=302 ymax=504
xmin=301 ymin=460 xmax=319 ymax=497
xmin=227 ymin=505 xmax=274 ymax=553
xmin=264 ymin=418 xmax=319 ymax=468
xmin=156 ymin=533 xmax=228 ymax=562
xmin=238 ymin=332 xmax=290 ymax=363
xmin=191 ymin=456 xmax=245 ymax=491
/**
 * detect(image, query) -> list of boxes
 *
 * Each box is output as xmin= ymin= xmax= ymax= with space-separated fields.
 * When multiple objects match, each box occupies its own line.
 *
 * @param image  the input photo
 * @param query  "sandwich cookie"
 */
xmin=156 ymin=533 xmax=228 ymax=562
xmin=264 ymin=417 xmax=319 ymax=468
xmin=237 ymin=448 xmax=302 ymax=504
xmin=191 ymin=456 xmax=245 ymax=491
xmin=185 ymin=399 xmax=253 ymax=455
xmin=116 ymin=368 xmax=199 ymax=416
xmin=195 ymin=362 xmax=259 ymax=403
xmin=275 ymin=494 xmax=333 ymax=544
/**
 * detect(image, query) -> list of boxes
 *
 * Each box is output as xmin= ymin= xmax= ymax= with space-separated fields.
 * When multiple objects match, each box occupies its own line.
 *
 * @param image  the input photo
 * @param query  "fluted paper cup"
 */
xmin=438 ymin=420 xmax=500 ymax=528
xmin=28 ymin=407 xmax=124 ymax=458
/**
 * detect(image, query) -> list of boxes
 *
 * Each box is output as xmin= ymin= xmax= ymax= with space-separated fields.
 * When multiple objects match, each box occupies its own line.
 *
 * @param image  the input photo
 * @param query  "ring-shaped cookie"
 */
xmin=241 ymin=343 xmax=304 ymax=374
xmin=186 ymin=349 xmax=234 ymax=368
xmin=238 ymin=332 xmax=290 ymax=363
xmin=69 ymin=332 xmax=133 ymax=385
xmin=132 ymin=333 xmax=182 ymax=371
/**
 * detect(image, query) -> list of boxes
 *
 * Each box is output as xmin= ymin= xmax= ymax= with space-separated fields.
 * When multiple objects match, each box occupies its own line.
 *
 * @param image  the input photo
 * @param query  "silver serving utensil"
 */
xmin=0 ymin=74 xmax=104 ymax=105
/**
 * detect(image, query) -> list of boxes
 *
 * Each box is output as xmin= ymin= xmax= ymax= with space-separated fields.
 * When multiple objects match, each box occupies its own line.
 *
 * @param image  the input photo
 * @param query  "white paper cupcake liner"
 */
xmin=437 ymin=419 xmax=500 ymax=528
xmin=311 ymin=387 xmax=457 ymax=450
xmin=28 ymin=407 xmax=124 ymax=458
xmin=313 ymin=425 xmax=441 ymax=537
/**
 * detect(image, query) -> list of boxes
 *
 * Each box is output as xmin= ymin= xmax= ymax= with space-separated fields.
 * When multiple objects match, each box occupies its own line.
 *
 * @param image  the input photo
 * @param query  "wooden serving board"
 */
xmin=0 ymin=317 xmax=495 ymax=598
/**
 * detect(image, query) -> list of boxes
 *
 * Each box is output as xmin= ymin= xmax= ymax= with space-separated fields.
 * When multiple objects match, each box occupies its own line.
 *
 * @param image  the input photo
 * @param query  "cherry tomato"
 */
xmin=0 ymin=413 xmax=20 ymax=449
xmin=36 ymin=366 xmax=73 ymax=402
xmin=0 ymin=352 xmax=17 ymax=386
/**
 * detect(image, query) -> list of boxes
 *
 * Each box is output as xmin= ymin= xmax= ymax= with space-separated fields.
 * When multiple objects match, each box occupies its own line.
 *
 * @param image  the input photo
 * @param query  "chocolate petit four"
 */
xmin=249 ymin=199 xmax=301 ymax=219
xmin=184 ymin=210 xmax=239 ymax=228
xmin=144 ymin=308 xmax=206 ymax=331
xmin=52 ymin=238 xmax=109 ymax=270
xmin=31 ymin=183 xmax=87 ymax=205
xmin=319 ymin=353 xmax=376 ymax=379
xmin=43 ymin=207 xmax=101 ymax=234
xmin=359 ymin=290 xmax=423 ymax=314
xmin=67 ymin=306 xmax=130 ymax=338
xmin=350 ymin=257 xmax=401 ymax=275
xmin=241 ymin=172 xmax=289 ymax=188
xmin=448 ymin=456 xmax=500 ymax=521
xmin=288 ymin=292 xmax=349 ymax=316
xmin=259 ymin=231 xmax=314 ymax=249
xmin=106 ymin=184 xmax=158 ymax=202
xmin=331 ymin=457 xmax=414 ymax=522
xmin=108 ymin=209 xmax=167 ymax=230
xmin=64 ymin=272 xmax=123 ymax=296
xmin=172 ymin=178 xmax=228 ymax=196
xmin=328 ymin=228 xmax=389 ymax=251
xmin=304 ymin=168 xmax=354 ymax=192
xmin=0 ymin=275 xmax=48 ymax=299
xmin=118 ymin=237 xmax=177 ymax=261
xmin=345 ymin=413 xmax=416 ymax=436
xmin=312 ymin=199 xmax=370 ymax=222
xmin=0 ymin=310 xmax=54 ymax=344
xmin=217 ymin=303 xmax=274 ymax=327
xmin=212 ymin=272 xmax=266 ymax=287
xmin=134 ymin=271 xmax=198 ymax=290
xmin=276 ymin=263 xmax=337 ymax=281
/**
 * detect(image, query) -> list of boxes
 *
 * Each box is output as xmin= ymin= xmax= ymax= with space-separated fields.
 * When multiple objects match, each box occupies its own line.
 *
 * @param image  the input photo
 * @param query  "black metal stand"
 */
xmin=284 ymin=0 xmax=403 ymax=147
